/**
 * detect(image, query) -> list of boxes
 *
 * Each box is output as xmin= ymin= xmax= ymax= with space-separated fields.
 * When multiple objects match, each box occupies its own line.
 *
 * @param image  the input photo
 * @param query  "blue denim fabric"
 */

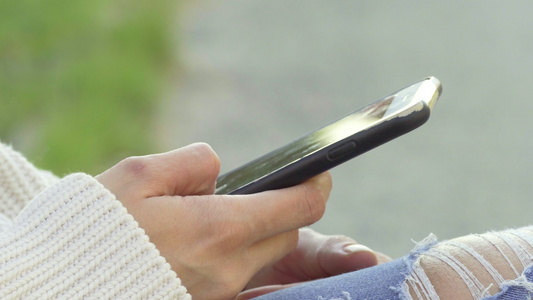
xmin=482 ymin=264 xmax=533 ymax=300
xmin=254 ymin=259 xmax=533 ymax=300
xmin=254 ymin=258 xmax=411 ymax=300
xmin=255 ymin=231 xmax=533 ymax=300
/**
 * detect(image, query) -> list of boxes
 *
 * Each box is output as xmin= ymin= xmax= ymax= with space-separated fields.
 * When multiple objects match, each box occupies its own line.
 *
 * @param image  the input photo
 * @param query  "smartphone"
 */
xmin=215 ymin=76 xmax=442 ymax=195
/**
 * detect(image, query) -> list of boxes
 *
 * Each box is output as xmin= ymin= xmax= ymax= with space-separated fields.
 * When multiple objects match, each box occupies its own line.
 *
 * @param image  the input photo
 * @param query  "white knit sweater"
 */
xmin=0 ymin=143 xmax=191 ymax=299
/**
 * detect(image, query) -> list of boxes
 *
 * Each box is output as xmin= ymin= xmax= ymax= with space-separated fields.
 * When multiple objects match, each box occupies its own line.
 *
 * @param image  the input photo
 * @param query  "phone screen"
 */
xmin=216 ymin=77 xmax=440 ymax=194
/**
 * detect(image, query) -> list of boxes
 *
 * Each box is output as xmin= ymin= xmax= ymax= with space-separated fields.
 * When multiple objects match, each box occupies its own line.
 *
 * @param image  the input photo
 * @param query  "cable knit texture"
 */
xmin=0 ymin=143 xmax=191 ymax=299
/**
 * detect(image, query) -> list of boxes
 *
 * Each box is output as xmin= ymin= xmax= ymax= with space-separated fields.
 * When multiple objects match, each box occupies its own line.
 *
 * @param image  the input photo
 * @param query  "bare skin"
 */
xmin=96 ymin=143 xmax=389 ymax=299
xmin=101 ymin=142 xmax=530 ymax=300
xmin=410 ymin=228 xmax=533 ymax=299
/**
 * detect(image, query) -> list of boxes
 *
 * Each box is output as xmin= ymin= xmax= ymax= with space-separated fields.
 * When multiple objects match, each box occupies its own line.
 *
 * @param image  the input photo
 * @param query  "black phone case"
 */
xmin=222 ymin=104 xmax=430 ymax=195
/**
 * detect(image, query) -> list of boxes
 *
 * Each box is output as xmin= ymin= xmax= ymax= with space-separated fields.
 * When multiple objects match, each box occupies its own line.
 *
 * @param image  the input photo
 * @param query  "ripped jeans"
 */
xmin=255 ymin=227 xmax=533 ymax=300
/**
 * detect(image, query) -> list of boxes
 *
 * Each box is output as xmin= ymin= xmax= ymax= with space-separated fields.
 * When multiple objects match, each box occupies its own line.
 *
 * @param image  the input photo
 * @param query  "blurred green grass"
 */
xmin=0 ymin=0 xmax=178 ymax=175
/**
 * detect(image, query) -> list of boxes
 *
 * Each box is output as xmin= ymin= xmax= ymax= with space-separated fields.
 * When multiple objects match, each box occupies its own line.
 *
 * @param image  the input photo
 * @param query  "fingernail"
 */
xmin=343 ymin=244 xmax=374 ymax=254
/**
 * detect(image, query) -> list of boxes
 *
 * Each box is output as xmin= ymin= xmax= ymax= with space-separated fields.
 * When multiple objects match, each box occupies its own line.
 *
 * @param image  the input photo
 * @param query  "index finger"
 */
xmin=231 ymin=172 xmax=332 ymax=243
xmin=100 ymin=143 xmax=221 ymax=199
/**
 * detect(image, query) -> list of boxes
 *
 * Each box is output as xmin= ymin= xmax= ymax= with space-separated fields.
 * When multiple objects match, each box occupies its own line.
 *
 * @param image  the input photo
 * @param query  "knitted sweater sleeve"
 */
xmin=0 ymin=143 xmax=191 ymax=299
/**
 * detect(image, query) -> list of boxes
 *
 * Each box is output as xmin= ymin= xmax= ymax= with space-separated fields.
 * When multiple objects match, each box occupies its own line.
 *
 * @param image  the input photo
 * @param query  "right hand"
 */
xmin=96 ymin=143 xmax=332 ymax=299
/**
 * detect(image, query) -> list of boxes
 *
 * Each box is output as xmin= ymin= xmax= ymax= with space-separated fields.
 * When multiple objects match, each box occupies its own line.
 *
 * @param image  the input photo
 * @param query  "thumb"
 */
xmin=318 ymin=237 xmax=378 ymax=275
xmin=298 ymin=228 xmax=378 ymax=276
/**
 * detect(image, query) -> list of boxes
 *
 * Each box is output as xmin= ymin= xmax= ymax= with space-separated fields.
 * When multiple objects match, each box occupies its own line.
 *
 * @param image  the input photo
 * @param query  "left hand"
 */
xmin=237 ymin=228 xmax=391 ymax=299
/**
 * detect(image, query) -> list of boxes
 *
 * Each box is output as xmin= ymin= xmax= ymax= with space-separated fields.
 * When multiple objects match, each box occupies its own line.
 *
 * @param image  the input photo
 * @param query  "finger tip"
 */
xmin=342 ymin=244 xmax=379 ymax=268
xmin=343 ymin=244 xmax=374 ymax=254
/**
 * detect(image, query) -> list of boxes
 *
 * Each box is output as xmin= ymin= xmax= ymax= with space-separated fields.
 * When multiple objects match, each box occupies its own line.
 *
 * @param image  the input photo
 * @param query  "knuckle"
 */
xmin=315 ymin=172 xmax=333 ymax=199
xmin=192 ymin=143 xmax=221 ymax=179
xmin=322 ymin=234 xmax=353 ymax=248
xmin=298 ymin=172 xmax=333 ymax=222
xmin=323 ymin=171 xmax=333 ymax=193
xmin=118 ymin=156 xmax=151 ymax=178
xmin=301 ymin=183 xmax=327 ymax=222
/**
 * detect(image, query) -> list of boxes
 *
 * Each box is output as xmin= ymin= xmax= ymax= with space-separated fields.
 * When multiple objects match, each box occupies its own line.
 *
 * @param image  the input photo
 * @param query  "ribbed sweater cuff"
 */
xmin=0 ymin=173 xmax=190 ymax=299
xmin=0 ymin=143 xmax=58 ymax=219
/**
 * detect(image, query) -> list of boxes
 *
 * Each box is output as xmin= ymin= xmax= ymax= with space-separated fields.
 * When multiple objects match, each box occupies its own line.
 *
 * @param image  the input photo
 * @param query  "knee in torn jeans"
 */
xmin=400 ymin=227 xmax=533 ymax=300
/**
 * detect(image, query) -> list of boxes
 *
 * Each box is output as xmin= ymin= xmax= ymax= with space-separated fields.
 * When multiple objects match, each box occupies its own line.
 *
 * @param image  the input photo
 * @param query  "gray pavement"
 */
xmin=158 ymin=1 xmax=533 ymax=257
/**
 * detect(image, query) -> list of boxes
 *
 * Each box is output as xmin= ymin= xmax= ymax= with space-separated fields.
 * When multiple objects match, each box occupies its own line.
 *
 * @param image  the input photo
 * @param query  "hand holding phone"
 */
xmin=216 ymin=77 xmax=442 ymax=195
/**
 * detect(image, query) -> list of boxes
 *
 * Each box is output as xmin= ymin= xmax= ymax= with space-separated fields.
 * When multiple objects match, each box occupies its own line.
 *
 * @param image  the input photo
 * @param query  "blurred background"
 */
xmin=2 ymin=1 xmax=533 ymax=258
xmin=1 ymin=0 xmax=179 ymax=174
